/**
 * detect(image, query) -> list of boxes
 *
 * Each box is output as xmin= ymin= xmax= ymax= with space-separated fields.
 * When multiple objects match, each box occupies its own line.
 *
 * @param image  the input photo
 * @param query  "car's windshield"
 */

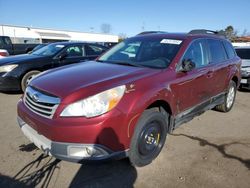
xmin=98 ymin=37 xmax=183 ymax=69
xmin=31 ymin=43 xmax=65 ymax=56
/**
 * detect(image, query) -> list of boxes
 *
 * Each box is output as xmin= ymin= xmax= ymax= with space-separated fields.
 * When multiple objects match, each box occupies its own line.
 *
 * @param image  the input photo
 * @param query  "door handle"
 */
xmin=207 ymin=71 xmax=214 ymax=78
xmin=227 ymin=65 xmax=233 ymax=69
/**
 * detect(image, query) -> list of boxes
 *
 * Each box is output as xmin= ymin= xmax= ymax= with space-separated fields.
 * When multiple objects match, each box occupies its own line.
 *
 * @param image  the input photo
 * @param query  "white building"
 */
xmin=0 ymin=24 xmax=119 ymax=44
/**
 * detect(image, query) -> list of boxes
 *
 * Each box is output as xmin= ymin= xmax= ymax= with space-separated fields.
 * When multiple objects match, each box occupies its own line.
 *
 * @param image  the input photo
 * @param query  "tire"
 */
xmin=215 ymin=80 xmax=236 ymax=112
xmin=21 ymin=70 xmax=40 ymax=92
xmin=129 ymin=108 xmax=168 ymax=167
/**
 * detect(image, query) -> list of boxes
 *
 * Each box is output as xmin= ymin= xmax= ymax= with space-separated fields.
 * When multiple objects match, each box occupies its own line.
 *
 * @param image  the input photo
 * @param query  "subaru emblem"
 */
xmin=32 ymin=93 xmax=39 ymax=102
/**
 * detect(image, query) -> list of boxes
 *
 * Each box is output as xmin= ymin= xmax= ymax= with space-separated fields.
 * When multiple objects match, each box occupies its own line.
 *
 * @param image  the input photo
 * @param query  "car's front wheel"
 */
xmin=21 ymin=70 xmax=40 ymax=92
xmin=215 ymin=80 xmax=237 ymax=112
xmin=129 ymin=108 xmax=168 ymax=167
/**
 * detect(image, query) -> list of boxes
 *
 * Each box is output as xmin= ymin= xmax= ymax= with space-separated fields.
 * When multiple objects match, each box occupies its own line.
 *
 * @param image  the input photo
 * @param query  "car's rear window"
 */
xmin=235 ymin=48 xmax=250 ymax=60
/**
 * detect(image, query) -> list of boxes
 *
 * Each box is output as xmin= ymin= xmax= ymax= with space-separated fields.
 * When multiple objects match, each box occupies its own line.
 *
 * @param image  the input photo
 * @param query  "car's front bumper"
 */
xmin=0 ymin=73 xmax=21 ymax=91
xmin=17 ymin=116 xmax=128 ymax=163
xmin=240 ymin=77 xmax=250 ymax=89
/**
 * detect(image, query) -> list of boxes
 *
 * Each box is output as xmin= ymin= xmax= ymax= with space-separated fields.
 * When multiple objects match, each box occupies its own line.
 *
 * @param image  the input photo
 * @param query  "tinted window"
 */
xmin=32 ymin=43 xmax=65 ymax=56
xmin=85 ymin=45 xmax=105 ymax=56
xmin=182 ymin=40 xmax=208 ymax=68
xmin=0 ymin=38 xmax=3 ymax=46
xmin=223 ymin=41 xmax=236 ymax=59
xmin=235 ymin=48 xmax=250 ymax=59
xmin=207 ymin=39 xmax=227 ymax=63
xmin=65 ymin=46 xmax=84 ymax=57
xmin=3 ymin=37 xmax=12 ymax=45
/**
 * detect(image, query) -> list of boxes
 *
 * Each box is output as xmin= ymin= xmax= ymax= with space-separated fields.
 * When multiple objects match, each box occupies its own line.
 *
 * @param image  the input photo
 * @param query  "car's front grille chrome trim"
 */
xmin=24 ymin=86 xmax=60 ymax=119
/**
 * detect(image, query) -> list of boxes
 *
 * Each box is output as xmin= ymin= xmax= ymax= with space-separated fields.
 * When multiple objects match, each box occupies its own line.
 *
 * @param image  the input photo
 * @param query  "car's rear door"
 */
xmin=84 ymin=44 xmax=107 ymax=60
xmin=206 ymin=39 xmax=230 ymax=96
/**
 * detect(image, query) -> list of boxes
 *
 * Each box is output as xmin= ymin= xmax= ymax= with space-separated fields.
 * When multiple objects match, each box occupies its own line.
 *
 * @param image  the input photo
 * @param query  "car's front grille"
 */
xmin=24 ymin=86 xmax=60 ymax=119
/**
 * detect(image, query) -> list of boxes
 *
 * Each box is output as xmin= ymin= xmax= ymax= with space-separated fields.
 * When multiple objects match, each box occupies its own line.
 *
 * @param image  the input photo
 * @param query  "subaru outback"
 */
xmin=17 ymin=30 xmax=241 ymax=167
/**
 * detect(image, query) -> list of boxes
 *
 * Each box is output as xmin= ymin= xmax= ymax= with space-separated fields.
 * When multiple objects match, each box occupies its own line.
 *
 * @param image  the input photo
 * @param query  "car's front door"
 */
xmin=1 ymin=37 xmax=14 ymax=55
xmin=55 ymin=44 xmax=89 ymax=67
xmin=172 ymin=39 xmax=213 ymax=114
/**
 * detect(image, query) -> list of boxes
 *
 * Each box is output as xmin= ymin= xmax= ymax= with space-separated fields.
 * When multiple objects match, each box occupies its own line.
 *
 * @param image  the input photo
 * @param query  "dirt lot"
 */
xmin=0 ymin=90 xmax=249 ymax=188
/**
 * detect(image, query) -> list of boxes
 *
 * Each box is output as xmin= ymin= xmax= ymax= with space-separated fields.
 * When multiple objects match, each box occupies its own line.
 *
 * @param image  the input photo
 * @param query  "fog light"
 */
xmin=68 ymin=145 xmax=109 ymax=158
xmin=68 ymin=147 xmax=92 ymax=158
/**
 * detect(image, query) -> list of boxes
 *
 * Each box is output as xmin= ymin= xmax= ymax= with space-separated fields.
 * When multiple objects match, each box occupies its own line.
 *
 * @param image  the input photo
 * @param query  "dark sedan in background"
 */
xmin=0 ymin=42 xmax=108 ymax=92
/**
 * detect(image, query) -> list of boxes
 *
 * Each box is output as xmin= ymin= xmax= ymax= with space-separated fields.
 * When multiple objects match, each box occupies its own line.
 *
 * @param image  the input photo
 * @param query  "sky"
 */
xmin=0 ymin=0 xmax=250 ymax=37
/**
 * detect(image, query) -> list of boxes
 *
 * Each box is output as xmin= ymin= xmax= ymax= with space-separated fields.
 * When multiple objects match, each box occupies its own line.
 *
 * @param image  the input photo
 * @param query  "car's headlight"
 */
xmin=0 ymin=64 xmax=18 ymax=73
xmin=60 ymin=85 xmax=126 ymax=117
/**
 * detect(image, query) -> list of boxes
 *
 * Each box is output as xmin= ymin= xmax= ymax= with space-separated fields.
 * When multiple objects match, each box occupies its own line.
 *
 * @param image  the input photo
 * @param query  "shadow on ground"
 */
xmin=0 ymin=154 xmax=137 ymax=188
xmin=69 ymin=159 xmax=137 ymax=188
xmin=0 ymin=91 xmax=22 ymax=95
xmin=0 ymin=154 xmax=60 ymax=188
xmin=238 ymin=88 xmax=250 ymax=93
xmin=171 ymin=133 xmax=250 ymax=170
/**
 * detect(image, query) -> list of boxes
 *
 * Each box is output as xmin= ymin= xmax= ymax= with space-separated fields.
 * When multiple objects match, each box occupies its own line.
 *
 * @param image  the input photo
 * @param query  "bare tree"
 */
xmin=100 ymin=23 xmax=112 ymax=34
xmin=241 ymin=29 xmax=250 ymax=36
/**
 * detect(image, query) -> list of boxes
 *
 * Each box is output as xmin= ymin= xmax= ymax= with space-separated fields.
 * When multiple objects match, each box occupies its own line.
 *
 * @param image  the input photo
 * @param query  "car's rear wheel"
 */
xmin=21 ymin=70 xmax=40 ymax=92
xmin=129 ymin=108 xmax=168 ymax=167
xmin=215 ymin=80 xmax=236 ymax=112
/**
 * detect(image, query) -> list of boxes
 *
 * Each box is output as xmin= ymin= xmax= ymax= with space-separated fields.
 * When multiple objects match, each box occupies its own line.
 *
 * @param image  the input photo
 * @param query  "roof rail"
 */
xmin=137 ymin=31 xmax=167 ymax=35
xmin=188 ymin=29 xmax=225 ymax=38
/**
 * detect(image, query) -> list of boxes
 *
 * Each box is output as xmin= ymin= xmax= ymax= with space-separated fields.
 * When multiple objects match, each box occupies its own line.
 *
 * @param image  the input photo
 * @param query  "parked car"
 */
xmin=0 ymin=49 xmax=9 ymax=58
xmin=0 ymin=36 xmax=38 ymax=55
xmin=17 ymin=30 xmax=241 ymax=167
xmin=235 ymin=47 xmax=250 ymax=89
xmin=0 ymin=42 xmax=108 ymax=92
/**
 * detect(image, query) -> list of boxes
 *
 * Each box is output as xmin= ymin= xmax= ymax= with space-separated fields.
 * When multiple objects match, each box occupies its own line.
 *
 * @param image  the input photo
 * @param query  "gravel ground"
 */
xmin=0 ymin=90 xmax=249 ymax=188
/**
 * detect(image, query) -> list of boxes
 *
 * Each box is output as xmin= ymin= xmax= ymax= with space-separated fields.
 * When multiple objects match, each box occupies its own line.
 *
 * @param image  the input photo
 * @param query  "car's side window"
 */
xmin=223 ymin=41 xmax=236 ymax=59
xmin=0 ymin=38 xmax=3 ymax=46
xmin=182 ymin=40 xmax=208 ymax=68
xmin=85 ymin=45 xmax=105 ymax=56
xmin=207 ymin=39 xmax=227 ymax=63
xmin=3 ymin=37 xmax=12 ymax=45
xmin=65 ymin=46 xmax=83 ymax=57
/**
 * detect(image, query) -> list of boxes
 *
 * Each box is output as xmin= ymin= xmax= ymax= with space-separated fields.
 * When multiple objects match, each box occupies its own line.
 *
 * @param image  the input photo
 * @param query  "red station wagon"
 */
xmin=17 ymin=30 xmax=241 ymax=167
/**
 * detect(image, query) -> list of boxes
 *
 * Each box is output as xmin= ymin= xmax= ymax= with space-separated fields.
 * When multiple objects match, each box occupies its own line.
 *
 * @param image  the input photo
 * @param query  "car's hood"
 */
xmin=31 ymin=61 xmax=159 ymax=100
xmin=241 ymin=59 xmax=250 ymax=67
xmin=0 ymin=54 xmax=48 ymax=65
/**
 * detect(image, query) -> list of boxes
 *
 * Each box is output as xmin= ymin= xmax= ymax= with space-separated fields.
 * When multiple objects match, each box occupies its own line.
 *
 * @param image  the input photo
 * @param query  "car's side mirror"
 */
xmin=58 ymin=53 xmax=67 ymax=60
xmin=181 ymin=59 xmax=195 ymax=72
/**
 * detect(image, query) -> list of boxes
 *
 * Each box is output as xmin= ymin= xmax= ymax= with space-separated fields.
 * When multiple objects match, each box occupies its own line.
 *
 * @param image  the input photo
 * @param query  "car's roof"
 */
xmin=131 ymin=32 xmax=226 ymax=41
xmin=48 ymin=41 xmax=105 ymax=46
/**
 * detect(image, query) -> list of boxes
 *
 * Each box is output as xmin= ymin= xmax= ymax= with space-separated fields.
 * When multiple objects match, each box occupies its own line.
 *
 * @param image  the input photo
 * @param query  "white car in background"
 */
xmin=235 ymin=46 xmax=250 ymax=89
xmin=0 ymin=49 xmax=9 ymax=58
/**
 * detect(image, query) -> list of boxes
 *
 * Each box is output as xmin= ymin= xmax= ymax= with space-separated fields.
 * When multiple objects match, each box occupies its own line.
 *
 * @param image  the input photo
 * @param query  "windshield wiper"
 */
xmin=110 ymin=61 xmax=145 ymax=67
xmin=96 ymin=60 xmax=145 ymax=67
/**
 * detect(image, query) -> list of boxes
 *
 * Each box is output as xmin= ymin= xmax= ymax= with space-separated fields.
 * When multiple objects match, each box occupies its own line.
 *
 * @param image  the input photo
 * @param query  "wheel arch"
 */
xmin=146 ymin=100 xmax=173 ymax=116
xmin=231 ymin=75 xmax=239 ymax=88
